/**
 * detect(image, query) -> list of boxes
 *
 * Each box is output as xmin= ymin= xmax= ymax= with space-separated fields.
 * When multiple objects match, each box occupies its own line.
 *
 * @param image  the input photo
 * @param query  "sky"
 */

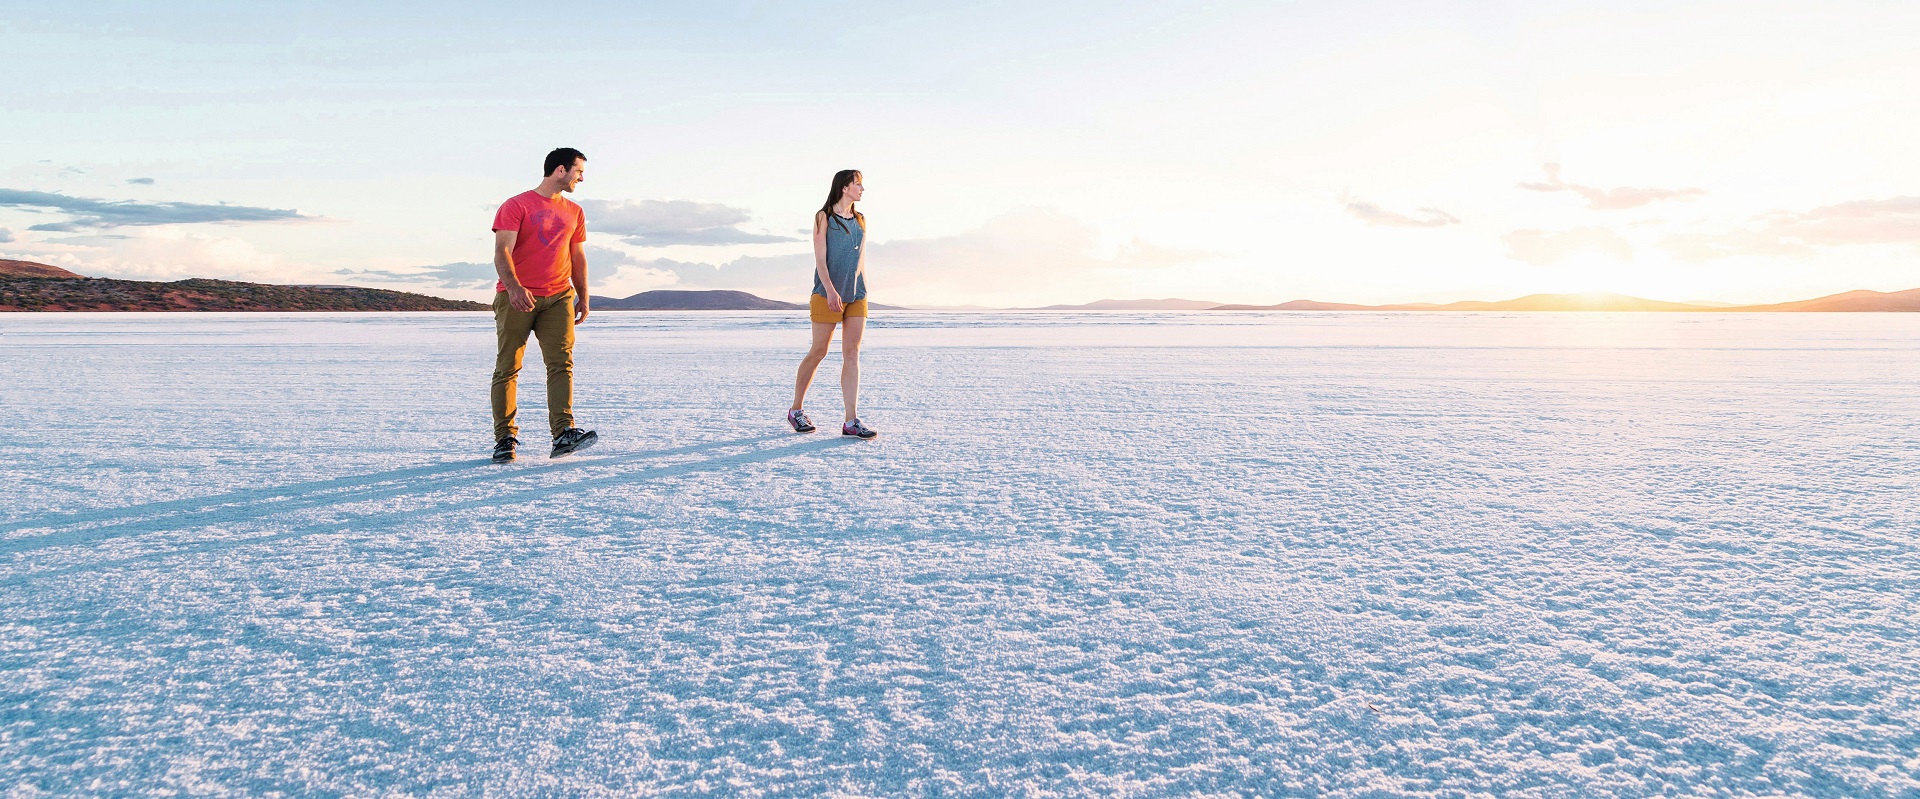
xmin=3 ymin=0 xmax=1918 ymax=307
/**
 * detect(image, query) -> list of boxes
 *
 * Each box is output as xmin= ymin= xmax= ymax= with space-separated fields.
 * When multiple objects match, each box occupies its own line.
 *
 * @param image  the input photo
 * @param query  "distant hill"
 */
xmin=0 ymin=259 xmax=84 ymax=279
xmin=1717 ymin=288 xmax=1920 ymax=312
xmin=2 ymin=275 xmax=486 ymax=312
xmin=1211 ymin=290 xmax=1919 ymax=313
xmin=1023 ymin=298 xmax=1224 ymax=311
xmin=1213 ymin=299 xmax=1381 ymax=311
xmin=1410 ymin=292 xmax=1710 ymax=312
xmin=593 ymin=290 xmax=804 ymax=311
xmin=579 ymin=288 xmax=1918 ymax=313
xmin=591 ymin=289 xmax=910 ymax=311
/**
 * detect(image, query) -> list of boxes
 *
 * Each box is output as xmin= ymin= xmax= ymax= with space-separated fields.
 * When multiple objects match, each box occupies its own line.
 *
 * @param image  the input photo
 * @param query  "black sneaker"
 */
xmin=787 ymin=408 xmax=816 ymax=433
xmin=491 ymin=436 xmax=520 ymax=463
xmin=550 ymin=428 xmax=598 ymax=458
xmin=841 ymin=418 xmax=877 ymax=439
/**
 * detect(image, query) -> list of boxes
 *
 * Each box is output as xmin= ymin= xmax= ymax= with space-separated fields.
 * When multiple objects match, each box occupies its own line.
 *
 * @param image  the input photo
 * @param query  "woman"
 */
xmin=788 ymin=169 xmax=878 ymax=439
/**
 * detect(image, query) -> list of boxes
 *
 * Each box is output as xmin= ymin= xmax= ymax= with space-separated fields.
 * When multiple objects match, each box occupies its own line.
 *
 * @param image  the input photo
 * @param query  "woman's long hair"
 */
xmin=817 ymin=169 xmax=863 ymax=233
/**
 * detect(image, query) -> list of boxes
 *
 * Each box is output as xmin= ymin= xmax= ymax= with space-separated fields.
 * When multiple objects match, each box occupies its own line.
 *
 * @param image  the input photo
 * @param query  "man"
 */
xmin=490 ymin=147 xmax=598 ymax=463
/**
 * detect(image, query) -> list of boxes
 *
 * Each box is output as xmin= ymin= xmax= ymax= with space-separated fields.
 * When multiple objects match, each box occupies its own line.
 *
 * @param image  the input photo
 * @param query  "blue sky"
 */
xmin=4 ymin=0 xmax=1918 ymax=305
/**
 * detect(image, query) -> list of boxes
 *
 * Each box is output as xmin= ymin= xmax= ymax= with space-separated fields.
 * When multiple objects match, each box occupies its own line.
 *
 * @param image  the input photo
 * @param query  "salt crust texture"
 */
xmin=1 ymin=312 xmax=1916 ymax=798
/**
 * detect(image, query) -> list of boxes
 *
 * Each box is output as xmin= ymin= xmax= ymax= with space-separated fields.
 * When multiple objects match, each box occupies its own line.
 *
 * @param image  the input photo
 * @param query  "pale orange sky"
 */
xmin=3 ymin=1 xmax=1917 ymax=306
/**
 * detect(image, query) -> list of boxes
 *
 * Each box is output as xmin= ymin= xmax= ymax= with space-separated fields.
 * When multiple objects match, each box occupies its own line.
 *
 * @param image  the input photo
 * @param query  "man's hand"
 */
xmin=569 ymin=242 xmax=589 ymax=323
xmin=493 ymin=229 xmax=535 ymax=311
xmin=505 ymin=283 xmax=535 ymax=312
xmin=826 ymin=290 xmax=844 ymax=313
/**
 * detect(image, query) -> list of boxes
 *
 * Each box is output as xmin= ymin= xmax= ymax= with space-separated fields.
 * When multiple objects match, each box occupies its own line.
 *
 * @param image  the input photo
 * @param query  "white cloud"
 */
xmin=1519 ymin=164 xmax=1706 ymax=210
xmin=1663 ymin=195 xmax=1920 ymax=260
xmin=579 ymin=251 xmax=809 ymax=301
xmin=579 ymin=199 xmax=798 ymax=246
xmin=328 ymin=245 xmax=779 ymax=299
xmin=0 ymin=187 xmax=310 ymax=230
xmin=337 ymin=262 xmax=497 ymax=290
xmin=867 ymin=210 xmax=1215 ymax=306
xmin=559 ymin=210 xmax=1214 ymax=306
xmin=3 ymin=227 xmax=315 ymax=283
xmin=1344 ymin=200 xmax=1461 ymax=228
xmin=590 ymin=264 xmax=680 ymax=298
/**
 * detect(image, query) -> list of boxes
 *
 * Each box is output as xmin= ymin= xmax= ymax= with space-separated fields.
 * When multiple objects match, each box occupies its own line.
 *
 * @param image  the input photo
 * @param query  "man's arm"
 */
xmin=570 ymin=242 xmax=589 ymax=324
xmin=494 ymin=230 xmax=534 ymax=312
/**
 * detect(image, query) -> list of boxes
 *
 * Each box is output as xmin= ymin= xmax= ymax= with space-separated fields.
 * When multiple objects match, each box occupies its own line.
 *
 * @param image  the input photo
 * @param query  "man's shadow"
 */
xmin=1 ymin=433 xmax=857 ymax=562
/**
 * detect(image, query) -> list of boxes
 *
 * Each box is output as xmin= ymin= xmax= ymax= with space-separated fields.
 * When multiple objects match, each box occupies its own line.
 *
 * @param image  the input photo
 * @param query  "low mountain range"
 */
xmin=589 ymin=290 xmax=909 ymax=311
xmin=591 ymin=289 xmax=803 ymax=311
xmin=0 ymin=259 xmax=79 ymax=279
xmin=5 ymin=259 xmax=1915 ymax=312
xmin=0 ymin=261 xmax=909 ymax=312
xmin=1 ymin=261 xmax=484 ymax=312
xmin=1209 ymin=289 xmax=1920 ymax=313
xmin=1019 ymin=298 xmax=1226 ymax=311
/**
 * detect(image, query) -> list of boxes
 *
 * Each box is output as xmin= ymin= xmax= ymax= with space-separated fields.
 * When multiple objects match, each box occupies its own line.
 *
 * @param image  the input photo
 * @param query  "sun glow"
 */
xmin=1519 ymin=252 xmax=1716 ymax=304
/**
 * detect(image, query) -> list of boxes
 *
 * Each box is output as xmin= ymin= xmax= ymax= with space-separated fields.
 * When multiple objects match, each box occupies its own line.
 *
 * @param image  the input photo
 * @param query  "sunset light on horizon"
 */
xmin=5 ymin=0 xmax=1918 ymax=308
xmin=6 ymin=5 xmax=1920 ymax=795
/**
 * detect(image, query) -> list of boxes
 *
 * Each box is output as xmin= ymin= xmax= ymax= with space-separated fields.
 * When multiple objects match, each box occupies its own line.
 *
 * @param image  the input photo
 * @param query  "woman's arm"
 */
xmin=853 ymin=217 xmax=867 ymax=294
xmin=813 ymin=211 xmax=842 ymax=311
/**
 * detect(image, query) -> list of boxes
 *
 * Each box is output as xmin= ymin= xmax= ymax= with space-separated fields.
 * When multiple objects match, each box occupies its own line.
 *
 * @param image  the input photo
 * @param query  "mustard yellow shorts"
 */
xmin=810 ymin=294 xmax=869 ymax=324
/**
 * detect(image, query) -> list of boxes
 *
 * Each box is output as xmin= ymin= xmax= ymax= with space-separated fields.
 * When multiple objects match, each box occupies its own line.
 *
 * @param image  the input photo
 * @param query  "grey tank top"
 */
xmin=812 ymin=212 xmax=866 ymax=303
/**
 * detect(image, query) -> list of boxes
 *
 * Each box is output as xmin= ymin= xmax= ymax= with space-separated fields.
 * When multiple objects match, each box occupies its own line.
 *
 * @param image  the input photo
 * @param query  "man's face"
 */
xmin=557 ymin=159 xmax=585 ymax=192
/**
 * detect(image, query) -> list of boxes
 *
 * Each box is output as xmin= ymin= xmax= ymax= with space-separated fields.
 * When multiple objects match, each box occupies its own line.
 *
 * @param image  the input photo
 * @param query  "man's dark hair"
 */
xmin=544 ymin=147 xmax=586 ymax=177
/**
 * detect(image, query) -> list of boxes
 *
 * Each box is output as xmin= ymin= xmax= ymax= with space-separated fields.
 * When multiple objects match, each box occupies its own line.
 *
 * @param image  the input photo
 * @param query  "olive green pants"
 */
xmin=491 ymin=289 xmax=576 ymax=441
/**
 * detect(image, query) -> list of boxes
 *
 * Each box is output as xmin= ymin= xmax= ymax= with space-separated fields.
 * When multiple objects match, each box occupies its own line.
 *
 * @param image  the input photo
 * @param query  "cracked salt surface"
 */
xmin=1 ymin=311 xmax=1916 ymax=798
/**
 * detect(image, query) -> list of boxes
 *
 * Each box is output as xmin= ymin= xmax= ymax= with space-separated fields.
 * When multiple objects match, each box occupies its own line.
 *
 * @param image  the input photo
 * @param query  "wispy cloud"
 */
xmin=0 ymin=188 xmax=309 ymax=231
xmin=578 ymin=199 xmax=798 ymax=246
xmin=1344 ymin=200 xmax=1460 ymax=228
xmin=1518 ymin=164 xmax=1705 ymax=210
xmin=337 ymin=262 xmax=498 ymax=289
xmin=126 ymin=178 xmax=156 ymax=186
xmin=584 ymin=210 xmax=1215 ymax=305
xmin=339 ymin=249 xmax=770 ymax=298
xmin=1663 ymin=195 xmax=1920 ymax=259
xmin=586 ymin=246 xmax=809 ymax=299
xmin=6 ymin=227 xmax=297 ymax=282
xmin=862 ymin=210 xmax=1215 ymax=305
xmin=1502 ymin=227 xmax=1633 ymax=265
xmin=0 ymin=228 xmax=13 ymax=244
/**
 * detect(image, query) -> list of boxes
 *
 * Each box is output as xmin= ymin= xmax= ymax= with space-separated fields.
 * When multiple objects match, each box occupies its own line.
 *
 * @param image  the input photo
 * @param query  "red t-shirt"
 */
xmin=492 ymin=190 xmax=586 ymax=296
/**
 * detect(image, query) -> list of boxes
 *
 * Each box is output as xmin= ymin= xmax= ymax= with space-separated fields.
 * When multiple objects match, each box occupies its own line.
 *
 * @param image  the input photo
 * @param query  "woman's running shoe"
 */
xmin=787 ymin=409 xmax=816 ymax=433
xmin=842 ymin=418 xmax=877 ymax=439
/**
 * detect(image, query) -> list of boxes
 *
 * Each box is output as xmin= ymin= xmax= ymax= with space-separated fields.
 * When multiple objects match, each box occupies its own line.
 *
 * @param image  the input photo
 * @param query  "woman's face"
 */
xmin=843 ymin=177 xmax=864 ymax=202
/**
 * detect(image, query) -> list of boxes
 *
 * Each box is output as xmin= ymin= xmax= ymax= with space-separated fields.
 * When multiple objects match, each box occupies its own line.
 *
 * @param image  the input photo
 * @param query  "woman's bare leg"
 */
xmin=840 ymin=316 xmax=865 ymax=422
xmin=792 ymin=322 xmax=836 ymax=410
